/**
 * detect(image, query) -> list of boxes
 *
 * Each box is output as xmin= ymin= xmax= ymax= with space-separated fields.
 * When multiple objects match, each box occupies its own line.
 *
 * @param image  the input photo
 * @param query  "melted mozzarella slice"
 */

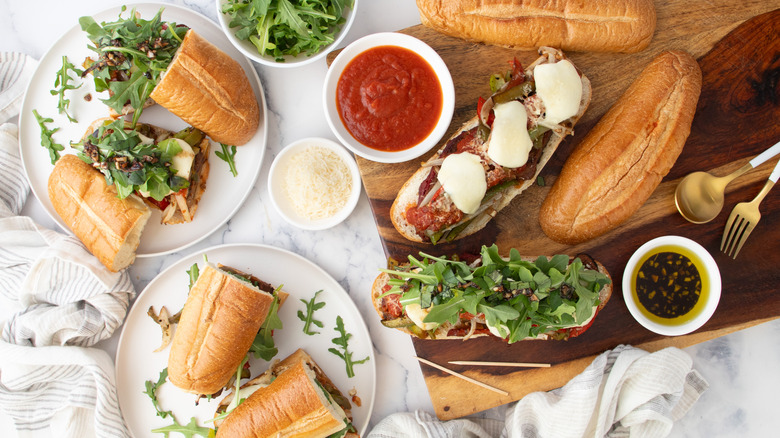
xmin=137 ymin=132 xmax=154 ymax=145
xmin=225 ymin=383 xmax=270 ymax=412
xmin=534 ymin=59 xmax=582 ymax=124
xmin=170 ymin=138 xmax=195 ymax=180
xmin=405 ymin=303 xmax=439 ymax=331
xmin=487 ymin=101 xmax=533 ymax=168
xmin=486 ymin=322 xmax=510 ymax=340
xmin=437 ymin=152 xmax=487 ymax=214
xmin=138 ymin=138 xmax=195 ymax=199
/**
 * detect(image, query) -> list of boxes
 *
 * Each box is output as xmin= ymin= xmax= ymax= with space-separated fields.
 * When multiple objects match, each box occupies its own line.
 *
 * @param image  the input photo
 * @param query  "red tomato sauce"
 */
xmin=336 ymin=45 xmax=443 ymax=151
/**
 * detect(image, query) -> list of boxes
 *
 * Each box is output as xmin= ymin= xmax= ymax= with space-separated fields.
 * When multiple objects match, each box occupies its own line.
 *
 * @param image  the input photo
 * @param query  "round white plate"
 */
xmin=115 ymin=243 xmax=376 ymax=437
xmin=18 ymin=3 xmax=268 ymax=257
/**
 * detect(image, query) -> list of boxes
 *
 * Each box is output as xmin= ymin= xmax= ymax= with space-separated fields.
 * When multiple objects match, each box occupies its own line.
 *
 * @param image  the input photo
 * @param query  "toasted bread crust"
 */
xmin=416 ymin=0 xmax=656 ymax=53
xmin=47 ymin=155 xmax=150 ymax=272
xmin=168 ymin=263 xmax=275 ymax=395
xmin=539 ymin=51 xmax=702 ymax=244
xmin=151 ymin=29 xmax=260 ymax=146
xmin=216 ymin=349 xmax=356 ymax=438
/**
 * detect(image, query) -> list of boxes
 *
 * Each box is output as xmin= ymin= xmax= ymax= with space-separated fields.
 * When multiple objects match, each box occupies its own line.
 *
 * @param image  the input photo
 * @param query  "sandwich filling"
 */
xmin=403 ymin=48 xmax=584 ymax=243
xmin=72 ymin=119 xmax=209 ymax=224
xmin=377 ymin=245 xmax=611 ymax=341
xmin=80 ymin=7 xmax=189 ymax=125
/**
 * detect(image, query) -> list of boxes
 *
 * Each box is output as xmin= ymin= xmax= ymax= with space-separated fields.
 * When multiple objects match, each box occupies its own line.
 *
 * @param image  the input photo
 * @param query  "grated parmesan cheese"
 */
xmin=283 ymin=146 xmax=353 ymax=220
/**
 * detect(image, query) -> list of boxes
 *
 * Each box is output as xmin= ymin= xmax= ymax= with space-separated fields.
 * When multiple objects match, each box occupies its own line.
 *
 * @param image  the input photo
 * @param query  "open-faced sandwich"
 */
xmin=373 ymin=244 xmax=612 ymax=341
xmin=390 ymin=47 xmax=591 ymax=244
xmin=71 ymin=117 xmax=210 ymax=225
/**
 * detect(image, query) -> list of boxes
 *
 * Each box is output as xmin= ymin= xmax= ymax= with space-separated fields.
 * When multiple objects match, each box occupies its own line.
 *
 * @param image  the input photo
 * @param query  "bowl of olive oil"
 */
xmin=622 ymin=235 xmax=721 ymax=336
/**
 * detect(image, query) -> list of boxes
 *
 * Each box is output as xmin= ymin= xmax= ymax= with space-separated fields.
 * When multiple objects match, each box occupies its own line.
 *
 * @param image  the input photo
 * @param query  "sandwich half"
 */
xmin=215 ymin=349 xmax=358 ymax=438
xmin=168 ymin=262 xmax=280 ymax=395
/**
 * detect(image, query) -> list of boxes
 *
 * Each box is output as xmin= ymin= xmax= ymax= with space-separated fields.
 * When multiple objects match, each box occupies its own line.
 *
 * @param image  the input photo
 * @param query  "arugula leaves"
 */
xmin=298 ymin=289 xmax=326 ymax=335
xmin=143 ymin=368 xmax=173 ymax=419
xmin=79 ymin=6 xmax=187 ymax=126
xmin=221 ymin=0 xmax=354 ymax=61
xmin=71 ymin=119 xmax=196 ymax=200
xmin=250 ymin=290 xmax=283 ymax=361
xmin=151 ymin=418 xmax=213 ymax=438
xmin=143 ymin=368 xmax=213 ymax=437
xmin=328 ymin=315 xmax=369 ymax=378
xmin=51 ymin=56 xmax=83 ymax=123
xmin=186 ymin=263 xmax=200 ymax=290
xmin=380 ymin=244 xmax=612 ymax=342
xmin=215 ymin=143 xmax=238 ymax=177
xmin=32 ymin=110 xmax=65 ymax=164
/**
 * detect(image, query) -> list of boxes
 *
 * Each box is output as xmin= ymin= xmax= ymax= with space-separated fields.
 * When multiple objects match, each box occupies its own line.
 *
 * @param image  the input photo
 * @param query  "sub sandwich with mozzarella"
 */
xmin=168 ymin=262 xmax=285 ymax=396
xmin=72 ymin=117 xmax=209 ymax=225
xmin=80 ymin=7 xmax=260 ymax=145
xmin=373 ymin=244 xmax=612 ymax=341
xmin=390 ymin=47 xmax=591 ymax=244
xmin=214 ymin=349 xmax=359 ymax=438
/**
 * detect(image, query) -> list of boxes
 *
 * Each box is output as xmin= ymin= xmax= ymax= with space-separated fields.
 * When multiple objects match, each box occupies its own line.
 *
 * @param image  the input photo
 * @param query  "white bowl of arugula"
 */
xmin=217 ymin=0 xmax=358 ymax=67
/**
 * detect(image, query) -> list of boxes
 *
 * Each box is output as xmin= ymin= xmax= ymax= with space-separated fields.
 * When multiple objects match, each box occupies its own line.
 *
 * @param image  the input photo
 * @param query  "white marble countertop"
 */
xmin=2 ymin=0 xmax=778 ymax=437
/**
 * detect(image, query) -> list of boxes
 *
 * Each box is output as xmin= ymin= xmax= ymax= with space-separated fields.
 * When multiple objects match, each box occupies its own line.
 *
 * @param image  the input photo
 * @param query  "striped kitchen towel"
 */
xmin=0 ymin=53 xmax=133 ymax=438
xmin=0 ymin=52 xmax=36 ymax=124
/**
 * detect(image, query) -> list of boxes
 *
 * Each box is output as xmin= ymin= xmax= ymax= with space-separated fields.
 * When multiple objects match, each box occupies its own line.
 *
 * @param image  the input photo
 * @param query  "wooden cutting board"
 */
xmin=329 ymin=1 xmax=780 ymax=420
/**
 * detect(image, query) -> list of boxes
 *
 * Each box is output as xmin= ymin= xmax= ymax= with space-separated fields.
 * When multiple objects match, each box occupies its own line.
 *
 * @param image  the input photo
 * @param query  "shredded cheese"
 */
xmin=284 ymin=146 xmax=353 ymax=220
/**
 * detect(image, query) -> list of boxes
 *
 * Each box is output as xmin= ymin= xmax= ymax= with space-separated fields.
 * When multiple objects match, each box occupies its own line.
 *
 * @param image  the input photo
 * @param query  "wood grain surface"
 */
xmin=329 ymin=1 xmax=780 ymax=420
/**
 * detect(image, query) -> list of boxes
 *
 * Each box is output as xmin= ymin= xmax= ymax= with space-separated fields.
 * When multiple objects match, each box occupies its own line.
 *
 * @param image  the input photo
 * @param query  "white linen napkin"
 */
xmin=0 ymin=53 xmax=133 ymax=438
xmin=368 ymin=345 xmax=709 ymax=438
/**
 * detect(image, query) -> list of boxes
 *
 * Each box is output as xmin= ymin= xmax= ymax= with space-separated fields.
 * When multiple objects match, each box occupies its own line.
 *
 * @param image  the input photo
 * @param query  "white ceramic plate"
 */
xmin=268 ymin=137 xmax=361 ymax=230
xmin=115 ymin=243 xmax=376 ymax=438
xmin=18 ymin=3 xmax=268 ymax=257
xmin=216 ymin=0 xmax=359 ymax=68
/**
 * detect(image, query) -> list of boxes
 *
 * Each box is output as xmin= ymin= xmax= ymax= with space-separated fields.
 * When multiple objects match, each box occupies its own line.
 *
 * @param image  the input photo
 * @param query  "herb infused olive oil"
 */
xmin=631 ymin=244 xmax=709 ymax=325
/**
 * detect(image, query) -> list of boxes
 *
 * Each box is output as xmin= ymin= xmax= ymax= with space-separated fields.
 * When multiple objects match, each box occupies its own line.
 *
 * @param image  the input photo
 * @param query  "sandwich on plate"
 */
xmin=214 ymin=349 xmax=359 ymax=438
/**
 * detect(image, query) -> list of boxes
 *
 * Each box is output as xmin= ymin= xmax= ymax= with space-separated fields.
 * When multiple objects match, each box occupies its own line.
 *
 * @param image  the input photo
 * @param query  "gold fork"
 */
xmin=721 ymin=158 xmax=780 ymax=258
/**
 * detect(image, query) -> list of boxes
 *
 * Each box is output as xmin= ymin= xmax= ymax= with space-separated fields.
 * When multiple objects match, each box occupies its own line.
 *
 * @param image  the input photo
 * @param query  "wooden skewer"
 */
xmin=414 ymin=357 xmax=509 ymax=396
xmin=448 ymin=360 xmax=551 ymax=368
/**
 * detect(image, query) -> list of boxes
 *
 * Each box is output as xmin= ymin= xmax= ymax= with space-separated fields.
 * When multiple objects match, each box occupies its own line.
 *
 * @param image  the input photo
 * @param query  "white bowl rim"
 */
xmin=267 ymin=137 xmax=361 ymax=230
xmin=622 ymin=235 xmax=722 ymax=336
xmin=323 ymin=31 xmax=455 ymax=163
xmin=216 ymin=0 xmax=359 ymax=68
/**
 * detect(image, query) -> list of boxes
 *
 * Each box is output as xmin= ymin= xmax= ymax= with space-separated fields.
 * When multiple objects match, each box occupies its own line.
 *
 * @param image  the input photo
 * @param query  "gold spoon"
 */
xmin=675 ymin=140 xmax=780 ymax=224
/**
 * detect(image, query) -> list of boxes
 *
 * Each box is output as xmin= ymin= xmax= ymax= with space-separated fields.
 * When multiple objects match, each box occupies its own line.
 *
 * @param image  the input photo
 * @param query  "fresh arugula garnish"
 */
xmin=380 ymin=244 xmax=611 ymax=342
xmin=151 ymin=417 xmax=213 ymax=438
xmin=79 ymin=6 xmax=187 ymax=126
xmin=215 ymin=143 xmax=238 ymax=177
xmin=221 ymin=0 xmax=354 ymax=61
xmin=32 ymin=110 xmax=65 ymax=164
xmin=71 ymin=119 xmax=196 ymax=200
xmin=250 ymin=287 xmax=283 ymax=361
xmin=208 ymin=355 xmax=250 ymax=425
xmin=51 ymin=56 xmax=83 ymax=123
xmin=186 ymin=263 xmax=199 ymax=290
xmin=297 ymin=289 xmax=325 ymax=335
xmin=328 ymin=315 xmax=369 ymax=378
xmin=144 ymin=367 xmax=214 ymax=437
xmin=143 ymin=368 xmax=173 ymax=419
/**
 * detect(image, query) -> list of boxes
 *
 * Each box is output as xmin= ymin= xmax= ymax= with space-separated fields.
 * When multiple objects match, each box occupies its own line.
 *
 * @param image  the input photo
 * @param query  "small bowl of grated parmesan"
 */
xmin=268 ymin=137 xmax=361 ymax=230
